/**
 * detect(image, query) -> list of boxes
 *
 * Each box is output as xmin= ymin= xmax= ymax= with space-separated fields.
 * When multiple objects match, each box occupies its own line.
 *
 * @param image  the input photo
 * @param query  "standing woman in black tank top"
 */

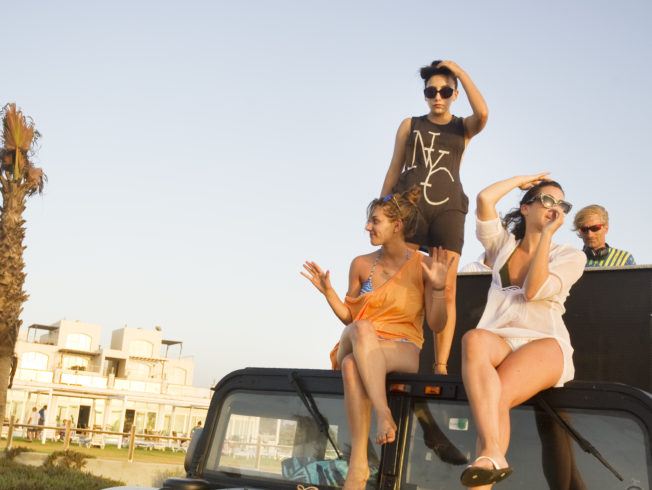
xmin=380 ymin=60 xmax=489 ymax=375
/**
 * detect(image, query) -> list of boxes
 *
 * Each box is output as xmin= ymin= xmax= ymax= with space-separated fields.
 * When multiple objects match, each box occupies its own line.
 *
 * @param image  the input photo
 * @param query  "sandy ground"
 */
xmin=14 ymin=452 xmax=185 ymax=487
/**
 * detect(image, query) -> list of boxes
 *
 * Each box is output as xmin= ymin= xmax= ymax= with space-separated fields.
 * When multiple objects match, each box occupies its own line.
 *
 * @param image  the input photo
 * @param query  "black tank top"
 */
xmin=393 ymin=115 xmax=468 ymax=215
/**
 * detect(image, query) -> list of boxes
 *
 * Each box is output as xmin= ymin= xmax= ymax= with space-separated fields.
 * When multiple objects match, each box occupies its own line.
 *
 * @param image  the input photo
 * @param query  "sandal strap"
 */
xmin=473 ymin=455 xmax=500 ymax=470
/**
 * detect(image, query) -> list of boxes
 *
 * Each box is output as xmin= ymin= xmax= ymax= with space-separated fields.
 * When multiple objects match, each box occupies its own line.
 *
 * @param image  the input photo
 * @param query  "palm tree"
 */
xmin=0 ymin=103 xmax=45 ymax=422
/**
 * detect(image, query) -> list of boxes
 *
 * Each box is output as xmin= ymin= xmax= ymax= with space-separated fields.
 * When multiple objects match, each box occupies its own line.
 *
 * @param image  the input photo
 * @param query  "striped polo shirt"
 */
xmin=585 ymin=247 xmax=636 ymax=267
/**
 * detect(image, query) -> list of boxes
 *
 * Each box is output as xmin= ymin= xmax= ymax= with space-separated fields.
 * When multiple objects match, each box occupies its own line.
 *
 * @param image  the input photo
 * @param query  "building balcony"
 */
xmin=15 ymin=368 xmax=54 ymax=383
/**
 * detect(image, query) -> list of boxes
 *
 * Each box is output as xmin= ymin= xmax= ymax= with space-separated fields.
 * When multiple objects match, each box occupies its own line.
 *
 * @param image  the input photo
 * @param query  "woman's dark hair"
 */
xmin=502 ymin=181 xmax=564 ymax=240
xmin=420 ymin=60 xmax=458 ymax=88
xmin=368 ymin=186 xmax=421 ymax=239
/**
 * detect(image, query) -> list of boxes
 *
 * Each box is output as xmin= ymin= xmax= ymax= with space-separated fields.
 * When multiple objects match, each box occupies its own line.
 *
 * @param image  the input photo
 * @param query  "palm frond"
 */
xmin=0 ymin=103 xmax=42 ymax=184
xmin=2 ymin=103 xmax=35 ymax=154
xmin=26 ymin=166 xmax=46 ymax=195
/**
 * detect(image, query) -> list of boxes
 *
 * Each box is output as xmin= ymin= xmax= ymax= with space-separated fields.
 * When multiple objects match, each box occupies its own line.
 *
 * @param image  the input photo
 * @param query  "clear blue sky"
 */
xmin=5 ymin=1 xmax=651 ymax=387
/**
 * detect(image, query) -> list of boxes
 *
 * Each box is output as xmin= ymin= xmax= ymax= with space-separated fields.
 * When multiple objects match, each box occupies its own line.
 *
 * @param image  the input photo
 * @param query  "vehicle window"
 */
xmin=403 ymin=400 xmax=650 ymax=490
xmin=203 ymin=390 xmax=380 ymax=488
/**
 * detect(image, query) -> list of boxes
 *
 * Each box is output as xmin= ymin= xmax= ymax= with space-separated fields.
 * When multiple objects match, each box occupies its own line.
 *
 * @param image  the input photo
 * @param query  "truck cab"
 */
xmin=163 ymin=367 xmax=651 ymax=489
xmin=111 ymin=266 xmax=652 ymax=490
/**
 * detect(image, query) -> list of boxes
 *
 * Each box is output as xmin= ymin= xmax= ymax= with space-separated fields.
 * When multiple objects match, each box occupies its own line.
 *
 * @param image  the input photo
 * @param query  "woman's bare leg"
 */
xmin=462 ymin=334 xmax=564 ymax=489
xmin=341 ymin=354 xmax=372 ymax=490
xmin=337 ymin=320 xmax=419 ymax=444
xmin=434 ymin=251 xmax=460 ymax=374
xmin=495 ymin=338 xmax=564 ymax=453
xmin=462 ymin=330 xmax=512 ymax=471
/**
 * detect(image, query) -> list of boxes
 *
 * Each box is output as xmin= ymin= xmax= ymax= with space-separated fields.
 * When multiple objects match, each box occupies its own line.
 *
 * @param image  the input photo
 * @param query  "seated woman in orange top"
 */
xmin=302 ymin=187 xmax=451 ymax=489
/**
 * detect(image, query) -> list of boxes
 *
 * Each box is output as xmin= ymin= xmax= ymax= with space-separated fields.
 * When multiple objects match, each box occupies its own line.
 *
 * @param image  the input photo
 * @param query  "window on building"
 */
xmin=129 ymin=361 xmax=151 ymax=379
xmin=21 ymin=352 xmax=49 ymax=370
xmin=65 ymin=333 xmax=92 ymax=351
xmin=62 ymin=355 xmax=89 ymax=371
xmin=103 ymin=359 xmax=120 ymax=376
xmin=169 ymin=367 xmax=187 ymax=385
xmin=130 ymin=340 xmax=153 ymax=357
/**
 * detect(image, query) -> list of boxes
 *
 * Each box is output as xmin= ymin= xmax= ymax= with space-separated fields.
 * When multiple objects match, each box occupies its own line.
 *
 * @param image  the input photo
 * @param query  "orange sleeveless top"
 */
xmin=329 ymin=252 xmax=425 ymax=369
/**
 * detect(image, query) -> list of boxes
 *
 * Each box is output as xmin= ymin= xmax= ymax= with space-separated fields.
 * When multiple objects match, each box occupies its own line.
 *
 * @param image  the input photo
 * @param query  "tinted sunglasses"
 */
xmin=424 ymin=86 xmax=455 ymax=99
xmin=579 ymin=224 xmax=604 ymax=233
xmin=526 ymin=193 xmax=573 ymax=214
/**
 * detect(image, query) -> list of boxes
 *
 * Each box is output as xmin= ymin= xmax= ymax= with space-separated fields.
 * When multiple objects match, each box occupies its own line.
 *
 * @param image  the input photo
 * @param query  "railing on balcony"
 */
xmin=13 ymin=369 xmax=210 ymax=398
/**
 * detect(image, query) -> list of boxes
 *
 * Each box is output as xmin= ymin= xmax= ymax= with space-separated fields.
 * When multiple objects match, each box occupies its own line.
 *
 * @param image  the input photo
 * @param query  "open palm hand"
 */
xmin=301 ymin=261 xmax=332 ymax=295
xmin=421 ymin=247 xmax=452 ymax=290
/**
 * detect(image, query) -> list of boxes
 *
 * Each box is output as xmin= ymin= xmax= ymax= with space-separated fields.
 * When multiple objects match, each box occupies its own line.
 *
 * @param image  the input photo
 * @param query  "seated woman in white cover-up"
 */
xmin=459 ymin=173 xmax=585 ymax=488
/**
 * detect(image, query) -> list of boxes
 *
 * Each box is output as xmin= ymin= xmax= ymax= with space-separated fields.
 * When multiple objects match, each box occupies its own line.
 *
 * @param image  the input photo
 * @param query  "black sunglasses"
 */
xmin=424 ymin=86 xmax=455 ymax=99
xmin=526 ymin=193 xmax=573 ymax=214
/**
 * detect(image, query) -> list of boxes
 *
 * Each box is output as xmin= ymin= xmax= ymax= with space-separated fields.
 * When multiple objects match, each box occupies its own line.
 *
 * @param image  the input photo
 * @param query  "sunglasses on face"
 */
xmin=526 ymin=193 xmax=573 ymax=214
xmin=579 ymin=224 xmax=604 ymax=233
xmin=423 ymin=86 xmax=455 ymax=99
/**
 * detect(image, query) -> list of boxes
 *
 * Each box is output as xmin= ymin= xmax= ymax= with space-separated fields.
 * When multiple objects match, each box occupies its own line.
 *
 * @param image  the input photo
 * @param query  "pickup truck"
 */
xmin=108 ymin=267 xmax=652 ymax=490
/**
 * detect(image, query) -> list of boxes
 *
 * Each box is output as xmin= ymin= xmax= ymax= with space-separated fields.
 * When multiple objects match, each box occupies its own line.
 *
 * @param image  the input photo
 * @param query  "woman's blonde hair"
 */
xmin=367 ymin=186 xmax=422 ymax=238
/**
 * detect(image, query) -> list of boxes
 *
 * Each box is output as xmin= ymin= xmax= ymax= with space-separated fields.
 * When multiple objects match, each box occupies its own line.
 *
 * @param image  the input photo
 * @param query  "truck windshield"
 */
xmin=403 ymin=399 xmax=650 ymax=490
xmin=202 ymin=390 xmax=381 ymax=488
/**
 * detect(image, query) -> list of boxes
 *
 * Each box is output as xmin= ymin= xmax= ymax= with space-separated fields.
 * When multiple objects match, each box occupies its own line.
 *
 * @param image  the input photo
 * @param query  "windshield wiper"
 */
xmin=289 ymin=371 xmax=343 ymax=460
xmin=536 ymin=395 xmax=623 ymax=481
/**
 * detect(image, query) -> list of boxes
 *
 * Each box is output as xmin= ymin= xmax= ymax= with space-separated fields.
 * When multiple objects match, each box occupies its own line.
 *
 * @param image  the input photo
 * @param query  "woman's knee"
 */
xmin=350 ymin=319 xmax=377 ymax=344
xmin=461 ymin=329 xmax=487 ymax=359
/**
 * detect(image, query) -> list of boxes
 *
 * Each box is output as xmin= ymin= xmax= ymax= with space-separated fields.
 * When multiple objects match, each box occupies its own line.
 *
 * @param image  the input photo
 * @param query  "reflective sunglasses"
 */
xmin=423 ymin=86 xmax=455 ymax=99
xmin=526 ymin=193 xmax=573 ymax=214
xmin=579 ymin=224 xmax=604 ymax=233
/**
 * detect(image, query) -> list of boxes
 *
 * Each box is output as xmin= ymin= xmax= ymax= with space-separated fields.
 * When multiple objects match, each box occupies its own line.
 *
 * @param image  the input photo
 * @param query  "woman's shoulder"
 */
xmin=351 ymin=251 xmax=378 ymax=270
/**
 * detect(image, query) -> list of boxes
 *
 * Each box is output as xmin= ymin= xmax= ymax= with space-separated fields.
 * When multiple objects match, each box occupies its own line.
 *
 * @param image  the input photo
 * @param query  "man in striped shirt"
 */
xmin=573 ymin=205 xmax=635 ymax=267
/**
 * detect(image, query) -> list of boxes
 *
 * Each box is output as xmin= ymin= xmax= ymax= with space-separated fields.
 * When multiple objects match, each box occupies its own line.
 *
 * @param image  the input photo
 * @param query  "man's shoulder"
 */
xmin=609 ymin=247 xmax=636 ymax=265
xmin=586 ymin=247 xmax=636 ymax=267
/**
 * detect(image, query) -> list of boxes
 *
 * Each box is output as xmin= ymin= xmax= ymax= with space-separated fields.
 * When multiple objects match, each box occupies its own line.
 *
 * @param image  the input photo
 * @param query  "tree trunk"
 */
xmin=0 ymin=355 xmax=12 ymax=425
xmin=0 ymin=176 xmax=29 ymax=422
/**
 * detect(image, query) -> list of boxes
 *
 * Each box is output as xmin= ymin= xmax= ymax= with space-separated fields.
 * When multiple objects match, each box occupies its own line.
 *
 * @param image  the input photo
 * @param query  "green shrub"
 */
xmin=4 ymin=446 xmax=33 ymax=461
xmin=0 ymin=458 xmax=123 ymax=489
xmin=44 ymin=449 xmax=94 ymax=470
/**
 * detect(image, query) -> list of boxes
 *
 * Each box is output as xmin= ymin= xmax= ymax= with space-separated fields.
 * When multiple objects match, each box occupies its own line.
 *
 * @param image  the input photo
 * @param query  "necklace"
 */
xmin=378 ymin=248 xmax=410 ymax=277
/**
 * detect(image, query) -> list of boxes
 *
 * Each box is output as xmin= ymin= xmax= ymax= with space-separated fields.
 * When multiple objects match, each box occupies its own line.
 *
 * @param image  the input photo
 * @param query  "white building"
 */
xmin=7 ymin=320 xmax=210 ymax=438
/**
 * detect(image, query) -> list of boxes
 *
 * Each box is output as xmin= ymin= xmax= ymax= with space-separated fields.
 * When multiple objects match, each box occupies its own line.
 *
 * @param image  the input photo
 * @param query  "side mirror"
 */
xmin=184 ymin=428 xmax=204 ymax=474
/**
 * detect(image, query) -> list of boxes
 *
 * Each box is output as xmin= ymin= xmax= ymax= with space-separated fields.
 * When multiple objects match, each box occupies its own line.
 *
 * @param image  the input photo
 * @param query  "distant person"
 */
xmin=191 ymin=421 xmax=202 ymax=434
xmin=460 ymin=174 xmax=585 ymax=487
xmin=27 ymin=407 xmax=39 ymax=442
xmin=380 ymin=60 xmax=488 ymax=376
xmin=302 ymin=187 xmax=451 ymax=490
xmin=37 ymin=404 xmax=47 ymax=438
xmin=573 ymin=204 xmax=635 ymax=267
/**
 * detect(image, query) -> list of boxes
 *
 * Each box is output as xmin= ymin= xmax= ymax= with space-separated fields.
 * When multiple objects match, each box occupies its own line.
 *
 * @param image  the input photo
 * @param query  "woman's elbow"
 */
xmin=479 ymin=107 xmax=489 ymax=125
xmin=476 ymin=192 xmax=491 ymax=212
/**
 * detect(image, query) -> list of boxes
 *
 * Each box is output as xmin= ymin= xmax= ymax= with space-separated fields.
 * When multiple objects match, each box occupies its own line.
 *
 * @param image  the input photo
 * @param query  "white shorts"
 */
xmin=504 ymin=337 xmax=534 ymax=351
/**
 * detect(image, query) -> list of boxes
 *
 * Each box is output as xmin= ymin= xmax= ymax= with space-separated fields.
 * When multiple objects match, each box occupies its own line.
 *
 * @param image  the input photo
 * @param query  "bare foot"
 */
xmin=343 ymin=465 xmax=370 ymax=490
xmin=374 ymin=408 xmax=397 ymax=445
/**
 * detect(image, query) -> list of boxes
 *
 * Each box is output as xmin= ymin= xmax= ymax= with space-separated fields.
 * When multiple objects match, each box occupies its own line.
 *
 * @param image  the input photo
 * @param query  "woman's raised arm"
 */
xmin=301 ymin=260 xmax=353 ymax=325
xmin=476 ymin=173 xmax=551 ymax=221
xmin=421 ymin=247 xmax=453 ymax=333
xmin=380 ymin=118 xmax=412 ymax=197
xmin=523 ymin=208 xmax=565 ymax=300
